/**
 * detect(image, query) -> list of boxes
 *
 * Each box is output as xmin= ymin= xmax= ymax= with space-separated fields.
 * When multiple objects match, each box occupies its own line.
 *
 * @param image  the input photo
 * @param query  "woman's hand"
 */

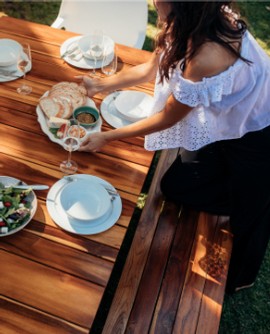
xmin=75 ymin=52 xmax=159 ymax=98
xmin=78 ymin=132 xmax=109 ymax=152
xmin=75 ymin=75 xmax=101 ymax=97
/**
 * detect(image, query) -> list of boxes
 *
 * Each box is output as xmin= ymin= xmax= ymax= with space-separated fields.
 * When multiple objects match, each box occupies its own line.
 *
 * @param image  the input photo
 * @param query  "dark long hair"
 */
xmin=155 ymin=1 xmax=248 ymax=82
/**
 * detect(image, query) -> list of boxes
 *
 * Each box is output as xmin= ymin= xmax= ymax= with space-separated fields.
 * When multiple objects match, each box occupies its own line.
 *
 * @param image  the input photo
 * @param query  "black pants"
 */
xmin=160 ymin=126 xmax=270 ymax=293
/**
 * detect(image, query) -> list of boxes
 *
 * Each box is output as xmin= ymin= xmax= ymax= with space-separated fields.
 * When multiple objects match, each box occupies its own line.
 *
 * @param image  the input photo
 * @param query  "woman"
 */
xmin=77 ymin=1 xmax=270 ymax=293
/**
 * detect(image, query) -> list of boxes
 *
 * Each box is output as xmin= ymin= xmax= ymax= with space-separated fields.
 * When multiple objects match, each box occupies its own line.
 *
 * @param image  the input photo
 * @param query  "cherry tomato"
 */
xmin=4 ymin=202 xmax=12 ymax=207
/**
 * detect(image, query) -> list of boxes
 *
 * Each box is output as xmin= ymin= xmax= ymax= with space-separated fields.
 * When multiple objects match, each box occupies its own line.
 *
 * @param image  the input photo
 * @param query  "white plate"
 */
xmin=60 ymin=36 xmax=114 ymax=70
xmin=0 ymin=176 xmax=37 ymax=237
xmin=36 ymin=91 xmax=102 ymax=147
xmin=46 ymin=174 xmax=122 ymax=235
xmin=59 ymin=180 xmax=111 ymax=221
xmin=114 ymin=90 xmax=153 ymax=122
xmin=100 ymin=91 xmax=133 ymax=129
xmin=0 ymin=52 xmax=31 ymax=83
xmin=0 ymin=39 xmax=22 ymax=66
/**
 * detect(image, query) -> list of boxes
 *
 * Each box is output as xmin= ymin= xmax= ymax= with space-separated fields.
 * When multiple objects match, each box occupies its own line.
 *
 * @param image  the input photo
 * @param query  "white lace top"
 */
xmin=145 ymin=31 xmax=270 ymax=151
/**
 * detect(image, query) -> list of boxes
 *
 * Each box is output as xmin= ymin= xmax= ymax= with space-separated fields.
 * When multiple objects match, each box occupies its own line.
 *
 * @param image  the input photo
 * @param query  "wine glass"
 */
xmin=60 ymin=119 xmax=81 ymax=174
xmin=17 ymin=43 xmax=32 ymax=95
xmin=89 ymin=29 xmax=104 ymax=75
xmin=101 ymin=46 xmax=118 ymax=76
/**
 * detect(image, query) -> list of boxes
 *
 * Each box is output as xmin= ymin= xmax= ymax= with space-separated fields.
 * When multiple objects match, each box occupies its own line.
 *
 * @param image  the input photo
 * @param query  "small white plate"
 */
xmin=60 ymin=36 xmax=114 ymax=70
xmin=59 ymin=180 xmax=111 ymax=221
xmin=100 ymin=91 xmax=133 ymax=129
xmin=0 ymin=176 xmax=37 ymax=237
xmin=114 ymin=91 xmax=153 ymax=122
xmin=46 ymin=174 xmax=122 ymax=235
xmin=36 ymin=91 xmax=102 ymax=147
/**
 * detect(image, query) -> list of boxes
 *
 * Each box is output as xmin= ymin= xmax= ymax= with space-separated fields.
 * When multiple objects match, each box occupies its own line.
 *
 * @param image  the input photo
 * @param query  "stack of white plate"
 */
xmin=0 ymin=39 xmax=30 ymax=83
xmin=100 ymin=90 xmax=154 ymax=129
xmin=46 ymin=175 xmax=122 ymax=235
xmin=60 ymin=35 xmax=115 ymax=69
xmin=114 ymin=91 xmax=153 ymax=122
xmin=60 ymin=180 xmax=111 ymax=222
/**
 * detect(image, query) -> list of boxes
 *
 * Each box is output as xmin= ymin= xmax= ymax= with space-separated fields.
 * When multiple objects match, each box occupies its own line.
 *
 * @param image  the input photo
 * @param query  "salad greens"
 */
xmin=0 ymin=182 xmax=33 ymax=234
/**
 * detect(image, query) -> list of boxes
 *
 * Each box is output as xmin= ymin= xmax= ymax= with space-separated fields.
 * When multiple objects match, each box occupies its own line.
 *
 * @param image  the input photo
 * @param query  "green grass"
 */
xmin=1 ymin=1 xmax=270 ymax=333
xmin=237 ymin=1 xmax=270 ymax=55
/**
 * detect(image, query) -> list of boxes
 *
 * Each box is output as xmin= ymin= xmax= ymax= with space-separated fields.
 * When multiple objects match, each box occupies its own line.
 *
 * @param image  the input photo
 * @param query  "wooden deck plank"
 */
xmin=149 ymin=208 xmax=200 ymax=334
xmin=171 ymin=213 xmax=211 ymax=334
xmin=101 ymin=149 xmax=180 ymax=334
xmin=126 ymin=201 xmax=181 ymax=333
xmin=196 ymin=216 xmax=232 ymax=334
xmin=172 ymin=213 xmax=222 ymax=334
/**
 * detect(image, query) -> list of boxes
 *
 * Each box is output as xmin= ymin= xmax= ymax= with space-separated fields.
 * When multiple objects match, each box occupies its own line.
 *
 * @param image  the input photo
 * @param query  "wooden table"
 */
xmin=0 ymin=17 xmax=154 ymax=333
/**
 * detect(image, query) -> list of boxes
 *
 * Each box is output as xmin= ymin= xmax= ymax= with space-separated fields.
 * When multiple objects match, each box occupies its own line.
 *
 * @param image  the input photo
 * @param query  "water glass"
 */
xmin=101 ymin=46 xmax=118 ymax=76
xmin=60 ymin=119 xmax=81 ymax=174
xmin=17 ymin=43 xmax=32 ymax=95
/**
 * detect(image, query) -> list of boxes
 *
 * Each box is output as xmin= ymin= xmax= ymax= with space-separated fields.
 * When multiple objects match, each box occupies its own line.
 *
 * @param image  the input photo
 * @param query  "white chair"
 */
xmin=51 ymin=0 xmax=148 ymax=49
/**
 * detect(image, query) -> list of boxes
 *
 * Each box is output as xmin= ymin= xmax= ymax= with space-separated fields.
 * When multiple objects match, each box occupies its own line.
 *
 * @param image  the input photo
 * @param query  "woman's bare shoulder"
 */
xmin=183 ymin=41 xmax=239 ymax=82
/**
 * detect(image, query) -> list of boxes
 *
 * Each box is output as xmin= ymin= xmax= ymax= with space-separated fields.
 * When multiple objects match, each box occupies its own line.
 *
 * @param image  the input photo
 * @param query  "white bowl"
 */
xmin=60 ymin=180 xmax=111 ymax=221
xmin=78 ymin=34 xmax=114 ymax=60
xmin=114 ymin=91 xmax=153 ymax=122
xmin=0 ymin=39 xmax=22 ymax=67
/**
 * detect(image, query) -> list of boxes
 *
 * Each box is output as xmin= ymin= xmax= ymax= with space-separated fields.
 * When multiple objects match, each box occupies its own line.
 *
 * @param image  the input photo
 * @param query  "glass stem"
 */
xmin=93 ymin=57 xmax=97 ymax=75
xmin=20 ymin=69 xmax=26 ymax=87
xmin=67 ymin=150 xmax=72 ymax=167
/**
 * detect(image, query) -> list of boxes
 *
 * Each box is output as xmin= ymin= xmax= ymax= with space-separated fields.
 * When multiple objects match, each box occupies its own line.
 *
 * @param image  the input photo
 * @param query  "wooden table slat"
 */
xmin=1 ymin=296 xmax=88 ymax=334
xmin=1 ymin=250 xmax=103 ymax=327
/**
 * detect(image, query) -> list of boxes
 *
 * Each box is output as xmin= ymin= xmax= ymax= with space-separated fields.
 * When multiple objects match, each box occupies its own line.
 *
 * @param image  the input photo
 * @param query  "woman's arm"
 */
xmin=76 ymin=51 xmax=159 ymax=97
xmin=79 ymin=94 xmax=193 ymax=152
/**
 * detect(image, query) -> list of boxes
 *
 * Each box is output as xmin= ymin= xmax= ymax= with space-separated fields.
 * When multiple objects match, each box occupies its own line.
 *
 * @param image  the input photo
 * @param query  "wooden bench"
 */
xmin=91 ymin=148 xmax=233 ymax=334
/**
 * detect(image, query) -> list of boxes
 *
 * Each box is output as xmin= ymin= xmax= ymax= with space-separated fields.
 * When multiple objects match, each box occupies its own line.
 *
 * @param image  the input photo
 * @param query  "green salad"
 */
xmin=0 ymin=183 xmax=33 ymax=234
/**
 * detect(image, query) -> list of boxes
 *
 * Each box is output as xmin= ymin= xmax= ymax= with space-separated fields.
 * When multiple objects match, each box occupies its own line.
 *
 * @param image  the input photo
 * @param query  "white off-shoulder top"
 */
xmin=144 ymin=31 xmax=270 ymax=151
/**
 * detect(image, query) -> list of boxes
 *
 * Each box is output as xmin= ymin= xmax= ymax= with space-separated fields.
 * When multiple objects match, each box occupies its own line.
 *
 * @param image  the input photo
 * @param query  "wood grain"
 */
xmin=1 ymin=296 xmax=88 ymax=334
xmin=101 ymin=146 xmax=232 ymax=334
xmin=0 ymin=16 xmax=154 ymax=333
xmin=0 ymin=250 xmax=103 ymax=327
xmin=101 ymin=149 xmax=180 ymax=333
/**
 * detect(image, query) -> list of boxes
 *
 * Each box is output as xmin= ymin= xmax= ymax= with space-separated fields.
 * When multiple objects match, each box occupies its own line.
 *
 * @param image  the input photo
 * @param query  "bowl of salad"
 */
xmin=0 ymin=176 xmax=37 ymax=236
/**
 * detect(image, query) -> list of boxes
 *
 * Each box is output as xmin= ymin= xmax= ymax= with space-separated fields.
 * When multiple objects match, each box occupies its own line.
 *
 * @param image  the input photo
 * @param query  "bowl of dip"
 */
xmin=73 ymin=106 xmax=100 ymax=128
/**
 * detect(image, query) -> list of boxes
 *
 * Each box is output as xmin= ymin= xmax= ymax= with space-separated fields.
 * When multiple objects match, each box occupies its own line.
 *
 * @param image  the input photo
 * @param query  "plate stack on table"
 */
xmin=60 ymin=34 xmax=115 ymax=69
xmin=46 ymin=174 xmax=122 ymax=235
xmin=101 ymin=90 xmax=154 ymax=129
xmin=0 ymin=39 xmax=31 ymax=82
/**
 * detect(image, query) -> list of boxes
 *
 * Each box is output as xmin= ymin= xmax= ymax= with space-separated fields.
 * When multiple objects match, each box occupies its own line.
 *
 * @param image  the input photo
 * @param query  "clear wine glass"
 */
xmin=17 ymin=43 xmax=32 ymax=95
xmin=60 ymin=119 xmax=81 ymax=174
xmin=89 ymin=29 xmax=104 ymax=75
xmin=101 ymin=46 xmax=118 ymax=76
